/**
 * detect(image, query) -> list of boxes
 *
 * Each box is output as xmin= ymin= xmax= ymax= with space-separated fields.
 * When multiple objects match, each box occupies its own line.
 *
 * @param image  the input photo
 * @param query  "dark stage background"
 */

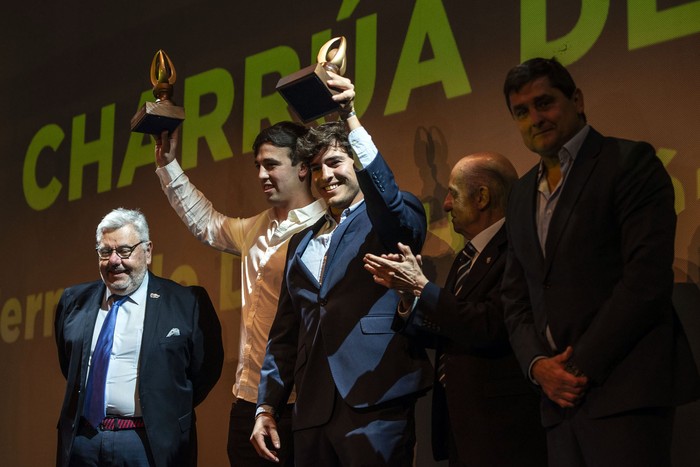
xmin=1 ymin=1 xmax=699 ymax=465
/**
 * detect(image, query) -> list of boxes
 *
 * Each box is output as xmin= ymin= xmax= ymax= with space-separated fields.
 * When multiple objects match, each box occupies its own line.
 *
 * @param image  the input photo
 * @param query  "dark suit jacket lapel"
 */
xmin=516 ymin=167 xmax=545 ymax=267
xmin=80 ymin=287 xmax=106 ymax=392
xmin=320 ymin=203 xmax=367 ymax=289
xmin=290 ymin=217 xmax=328 ymax=289
xmin=457 ymin=227 xmax=506 ymax=298
xmin=544 ymin=128 xmax=603 ymax=274
xmin=444 ymin=250 xmax=463 ymax=292
xmin=140 ymin=272 xmax=163 ymax=370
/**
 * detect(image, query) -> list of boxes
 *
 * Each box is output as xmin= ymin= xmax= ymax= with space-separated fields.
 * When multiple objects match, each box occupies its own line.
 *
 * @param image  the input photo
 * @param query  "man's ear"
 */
xmin=298 ymin=162 xmax=309 ymax=180
xmin=573 ymin=88 xmax=584 ymax=114
xmin=145 ymin=241 xmax=153 ymax=266
xmin=477 ymin=186 xmax=490 ymax=210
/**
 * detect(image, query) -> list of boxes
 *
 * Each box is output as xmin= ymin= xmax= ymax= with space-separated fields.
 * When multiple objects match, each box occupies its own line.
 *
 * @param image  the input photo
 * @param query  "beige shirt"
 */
xmin=157 ymin=160 xmax=325 ymax=403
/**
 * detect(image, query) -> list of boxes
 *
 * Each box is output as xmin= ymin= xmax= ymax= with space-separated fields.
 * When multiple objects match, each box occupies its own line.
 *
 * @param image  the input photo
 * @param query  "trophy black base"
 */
xmin=276 ymin=64 xmax=340 ymax=123
xmin=130 ymin=101 xmax=185 ymax=134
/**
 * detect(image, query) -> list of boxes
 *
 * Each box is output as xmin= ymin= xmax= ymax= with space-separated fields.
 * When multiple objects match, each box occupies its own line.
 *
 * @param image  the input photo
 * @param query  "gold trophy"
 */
xmin=130 ymin=50 xmax=185 ymax=134
xmin=276 ymin=37 xmax=347 ymax=123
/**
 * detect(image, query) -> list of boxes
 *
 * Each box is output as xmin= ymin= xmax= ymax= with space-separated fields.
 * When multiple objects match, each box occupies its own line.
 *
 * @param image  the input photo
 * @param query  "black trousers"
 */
xmin=227 ymin=399 xmax=294 ymax=467
xmin=546 ymin=406 xmax=675 ymax=467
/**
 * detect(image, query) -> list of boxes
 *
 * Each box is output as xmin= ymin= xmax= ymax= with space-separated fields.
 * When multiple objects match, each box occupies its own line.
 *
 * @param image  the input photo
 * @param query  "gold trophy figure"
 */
xmin=276 ymin=37 xmax=347 ymax=123
xmin=317 ymin=36 xmax=347 ymax=75
xmin=130 ymin=50 xmax=185 ymax=134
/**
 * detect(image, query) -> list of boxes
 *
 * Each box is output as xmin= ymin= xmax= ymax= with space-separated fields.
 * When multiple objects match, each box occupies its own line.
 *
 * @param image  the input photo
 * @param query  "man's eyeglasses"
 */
xmin=96 ymin=241 xmax=146 ymax=260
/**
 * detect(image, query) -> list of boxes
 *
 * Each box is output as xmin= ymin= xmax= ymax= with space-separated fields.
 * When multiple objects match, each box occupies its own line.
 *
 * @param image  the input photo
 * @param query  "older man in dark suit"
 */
xmin=55 ymin=208 xmax=223 ymax=467
xmin=501 ymin=57 xmax=700 ymax=467
xmin=364 ymin=152 xmax=547 ymax=466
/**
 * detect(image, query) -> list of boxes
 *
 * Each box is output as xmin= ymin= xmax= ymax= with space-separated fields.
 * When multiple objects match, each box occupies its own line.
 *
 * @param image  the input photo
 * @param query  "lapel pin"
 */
xmin=485 ymin=257 xmax=492 ymax=264
xmin=150 ymin=293 xmax=160 ymax=299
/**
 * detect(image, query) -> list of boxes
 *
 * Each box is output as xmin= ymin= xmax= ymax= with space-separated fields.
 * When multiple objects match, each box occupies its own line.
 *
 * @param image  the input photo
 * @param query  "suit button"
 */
xmin=319 ymin=298 xmax=328 ymax=306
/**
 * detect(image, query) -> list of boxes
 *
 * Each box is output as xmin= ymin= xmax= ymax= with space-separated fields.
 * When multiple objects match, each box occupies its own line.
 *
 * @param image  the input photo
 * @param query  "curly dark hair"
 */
xmin=295 ymin=121 xmax=353 ymax=164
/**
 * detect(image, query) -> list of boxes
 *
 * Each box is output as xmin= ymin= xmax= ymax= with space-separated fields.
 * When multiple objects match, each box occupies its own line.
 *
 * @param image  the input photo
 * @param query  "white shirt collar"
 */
xmin=468 ymin=218 xmax=505 ymax=254
xmin=104 ymin=272 xmax=149 ymax=307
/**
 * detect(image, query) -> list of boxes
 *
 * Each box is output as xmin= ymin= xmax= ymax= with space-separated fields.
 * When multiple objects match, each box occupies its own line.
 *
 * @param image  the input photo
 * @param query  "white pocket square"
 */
xmin=166 ymin=328 xmax=180 ymax=337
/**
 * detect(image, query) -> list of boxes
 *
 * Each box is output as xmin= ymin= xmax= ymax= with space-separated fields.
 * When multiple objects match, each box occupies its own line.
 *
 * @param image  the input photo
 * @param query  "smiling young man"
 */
xmin=251 ymin=73 xmax=432 ymax=466
xmin=55 ymin=208 xmax=223 ymax=467
xmin=500 ymin=57 xmax=700 ymax=467
xmin=154 ymin=122 xmax=325 ymax=467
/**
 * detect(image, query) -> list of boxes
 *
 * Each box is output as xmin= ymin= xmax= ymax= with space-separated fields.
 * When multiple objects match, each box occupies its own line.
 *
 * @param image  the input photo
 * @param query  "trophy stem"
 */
xmin=323 ymin=63 xmax=340 ymax=74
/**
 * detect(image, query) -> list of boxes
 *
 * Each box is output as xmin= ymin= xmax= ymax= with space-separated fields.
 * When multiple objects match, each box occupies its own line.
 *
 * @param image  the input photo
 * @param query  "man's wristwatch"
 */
xmin=255 ymin=404 xmax=275 ymax=419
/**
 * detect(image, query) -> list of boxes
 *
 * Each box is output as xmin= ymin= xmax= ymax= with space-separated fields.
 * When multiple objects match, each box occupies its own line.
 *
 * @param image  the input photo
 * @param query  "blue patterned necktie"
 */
xmin=84 ymin=295 xmax=128 ymax=428
xmin=452 ymin=242 xmax=477 ymax=295
xmin=438 ymin=243 xmax=478 ymax=387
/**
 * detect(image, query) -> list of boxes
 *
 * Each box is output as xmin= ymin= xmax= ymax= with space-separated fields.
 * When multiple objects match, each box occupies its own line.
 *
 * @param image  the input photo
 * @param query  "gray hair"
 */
xmin=96 ymin=208 xmax=150 ymax=246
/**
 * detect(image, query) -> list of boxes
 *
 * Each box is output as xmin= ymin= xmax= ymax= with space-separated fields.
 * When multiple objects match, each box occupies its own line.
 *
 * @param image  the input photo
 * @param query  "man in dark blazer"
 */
xmin=364 ymin=152 xmax=546 ymax=466
xmin=250 ymin=74 xmax=432 ymax=466
xmin=55 ymin=208 xmax=223 ymax=467
xmin=501 ymin=57 xmax=700 ymax=466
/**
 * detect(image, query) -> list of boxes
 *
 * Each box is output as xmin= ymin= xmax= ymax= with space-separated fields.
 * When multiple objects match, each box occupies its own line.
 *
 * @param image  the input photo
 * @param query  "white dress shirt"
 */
xmin=89 ymin=274 xmax=149 ymax=417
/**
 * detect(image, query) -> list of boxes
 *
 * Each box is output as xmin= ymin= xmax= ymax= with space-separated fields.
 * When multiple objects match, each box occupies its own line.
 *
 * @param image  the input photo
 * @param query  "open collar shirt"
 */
xmin=157 ymin=161 xmax=325 ymax=403
xmin=535 ymin=125 xmax=590 ymax=252
xmin=300 ymin=126 xmax=378 ymax=278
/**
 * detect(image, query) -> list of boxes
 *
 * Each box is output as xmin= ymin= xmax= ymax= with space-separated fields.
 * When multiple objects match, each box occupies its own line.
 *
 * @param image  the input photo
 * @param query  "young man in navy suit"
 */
xmin=501 ymin=57 xmax=700 ymax=466
xmin=55 ymin=208 xmax=223 ymax=467
xmin=250 ymin=74 xmax=432 ymax=466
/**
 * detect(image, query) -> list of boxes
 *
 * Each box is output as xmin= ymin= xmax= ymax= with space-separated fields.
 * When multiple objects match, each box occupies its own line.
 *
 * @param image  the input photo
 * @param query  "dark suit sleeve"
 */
xmin=412 ymin=280 xmax=510 ymax=349
xmin=54 ymin=290 xmax=70 ymax=379
xmin=573 ymin=141 xmax=676 ymax=384
xmin=190 ymin=286 xmax=224 ymax=407
xmin=401 ymin=233 xmax=510 ymax=351
xmin=257 ymin=259 xmax=300 ymax=415
xmin=356 ymin=152 xmax=427 ymax=253
xmin=502 ymin=234 xmax=550 ymax=377
xmin=54 ymin=284 xmax=97 ymax=381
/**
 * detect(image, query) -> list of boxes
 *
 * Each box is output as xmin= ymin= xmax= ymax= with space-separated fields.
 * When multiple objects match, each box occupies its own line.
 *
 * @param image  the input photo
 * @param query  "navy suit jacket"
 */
xmin=258 ymin=152 xmax=433 ymax=431
xmin=396 ymin=226 xmax=546 ymax=465
xmin=55 ymin=272 xmax=223 ymax=467
xmin=502 ymin=127 xmax=700 ymax=427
